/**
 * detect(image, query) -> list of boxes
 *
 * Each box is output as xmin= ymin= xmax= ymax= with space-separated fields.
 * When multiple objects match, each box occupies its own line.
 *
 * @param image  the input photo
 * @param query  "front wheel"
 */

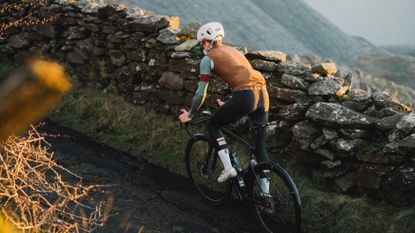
xmin=185 ymin=134 xmax=232 ymax=206
xmin=249 ymin=162 xmax=301 ymax=233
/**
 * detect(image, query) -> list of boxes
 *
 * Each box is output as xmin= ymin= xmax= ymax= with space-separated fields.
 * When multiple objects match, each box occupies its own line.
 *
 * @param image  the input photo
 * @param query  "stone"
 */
xmin=330 ymin=138 xmax=367 ymax=157
xmin=341 ymin=89 xmax=372 ymax=112
xmin=174 ymin=39 xmax=199 ymax=52
xmin=126 ymin=50 xmax=147 ymax=62
xmin=334 ymin=172 xmax=356 ymax=192
xmin=97 ymin=5 xmax=116 ymax=19
xmin=315 ymin=148 xmax=335 ymax=160
xmin=378 ymin=107 xmax=400 ymax=118
xmin=165 ymin=16 xmax=181 ymax=30
xmin=8 ymin=34 xmax=29 ymax=48
xmin=251 ymin=59 xmax=277 ymax=72
xmin=322 ymin=128 xmax=339 ymax=140
xmin=183 ymin=80 xmax=198 ymax=92
xmin=396 ymin=113 xmax=415 ymax=134
xmin=268 ymin=87 xmax=308 ymax=103
xmin=388 ymin=113 xmax=415 ymax=142
xmin=158 ymin=89 xmax=183 ymax=104
xmin=157 ymin=27 xmax=180 ymax=44
xmin=171 ymin=52 xmax=192 ymax=59
xmin=66 ymin=51 xmax=84 ymax=64
xmin=291 ymin=120 xmax=321 ymax=150
xmin=339 ymin=129 xmax=368 ymax=139
xmin=85 ymin=24 xmax=99 ymax=32
xmin=177 ymin=21 xmax=201 ymax=39
xmin=280 ymin=74 xmax=309 ymax=91
xmin=346 ymin=89 xmax=370 ymax=102
xmin=311 ymin=63 xmax=337 ymax=76
xmin=277 ymin=62 xmax=312 ymax=76
xmin=383 ymin=163 xmax=415 ymax=191
xmin=66 ymin=27 xmax=88 ymax=40
xmin=306 ymin=102 xmax=376 ymax=129
xmin=359 ymin=163 xmax=395 ymax=176
xmin=304 ymin=73 xmax=325 ymax=82
xmin=372 ymin=91 xmax=412 ymax=113
xmin=277 ymin=103 xmax=307 ymax=121
xmin=208 ymin=78 xmax=230 ymax=95
xmin=283 ymin=142 xmax=323 ymax=165
xmin=321 ymin=160 xmax=342 ymax=169
xmin=356 ymin=148 xmax=406 ymax=165
xmin=122 ymin=15 xmax=171 ymax=32
xmin=310 ymin=135 xmax=329 ymax=150
xmin=106 ymin=31 xmax=125 ymax=43
xmin=383 ymin=142 xmax=404 ymax=155
xmin=101 ymin=25 xmax=116 ymax=34
xmin=373 ymin=90 xmax=400 ymax=108
xmin=342 ymin=100 xmax=370 ymax=112
xmin=158 ymin=71 xmax=184 ymax=90
xmin=168 ymin=58 xmax=199 ymax=74
xmin=356 ymin=168 xmax=382 ymax=190
xmin=308 ymin=79 xmax=341 ymax=96
xmin=36 ymin=23 xmax=56 ymax=38
xmin=322 ymin=162 xmax=354 ymax=178
xmin=267 ymin=120 xmax=292 ymax=148
xmin=124 ymin=37 xmax=143 ymax=49
xmin=376 ymin=113 xmax=404 ymax=131
xmin=75 ymin=38 xmax=92 ymax=51
xmin=245 ymin=50 xmax=286 ymax=63
xmin=108 ymin=50 xmax=126 ymax=67
xmin=398 ymin=134 xmax=415 ymax=151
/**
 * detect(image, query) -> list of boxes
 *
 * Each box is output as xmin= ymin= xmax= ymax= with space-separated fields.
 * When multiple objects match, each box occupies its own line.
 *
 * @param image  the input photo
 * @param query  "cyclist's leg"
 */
xmin=248 ymin=88 xmax=270 ymax=163
xmin=208 ymin=91 xmax=255 ymax=181
xmin=248 ymin=88 xmax=270 ymax=194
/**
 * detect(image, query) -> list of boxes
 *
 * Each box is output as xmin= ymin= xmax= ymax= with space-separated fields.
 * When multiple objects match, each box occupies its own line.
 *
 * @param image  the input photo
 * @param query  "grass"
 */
xmin=49 ymin=88 xmax=415 ymax=233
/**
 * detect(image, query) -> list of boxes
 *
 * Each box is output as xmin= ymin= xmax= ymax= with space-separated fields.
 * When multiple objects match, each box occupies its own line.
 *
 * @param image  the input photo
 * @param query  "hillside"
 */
xmin=125 ymin=0 xmax=373 ymax=64
xmin=381 ymin=45 xmax=415 ymax=57
xmin=354 ymin=49 xmax=415 ymax=90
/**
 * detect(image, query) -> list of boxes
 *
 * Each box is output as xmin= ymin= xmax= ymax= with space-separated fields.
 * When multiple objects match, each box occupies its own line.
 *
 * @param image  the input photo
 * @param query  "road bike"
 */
xmin=183 ymin=111 xmax=301 ymax=233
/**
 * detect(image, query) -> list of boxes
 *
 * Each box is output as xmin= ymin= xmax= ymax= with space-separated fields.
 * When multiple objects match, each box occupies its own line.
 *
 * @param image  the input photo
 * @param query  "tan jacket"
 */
xmin=208 ymin=45 xmax=266 ymax=92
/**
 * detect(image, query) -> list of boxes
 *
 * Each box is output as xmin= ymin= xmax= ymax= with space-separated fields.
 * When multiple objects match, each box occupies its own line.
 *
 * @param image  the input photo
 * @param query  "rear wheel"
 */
xmin=249 ymin=162 xmax=301 ymax=233
xmin=185 ymin=134 xmax=232 ymax=206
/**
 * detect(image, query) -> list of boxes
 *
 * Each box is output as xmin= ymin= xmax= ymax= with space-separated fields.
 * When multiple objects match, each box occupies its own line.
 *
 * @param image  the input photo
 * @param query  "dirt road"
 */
xmin=39 ymin=122 xmax=262 ymax=233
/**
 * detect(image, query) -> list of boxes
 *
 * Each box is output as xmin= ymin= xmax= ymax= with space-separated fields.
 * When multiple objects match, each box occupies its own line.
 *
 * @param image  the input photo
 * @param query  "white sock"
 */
xmin=218 ymin=148 xmax=233 ymax=170
xmin=260 ymin=178 xmax=270 ymax=195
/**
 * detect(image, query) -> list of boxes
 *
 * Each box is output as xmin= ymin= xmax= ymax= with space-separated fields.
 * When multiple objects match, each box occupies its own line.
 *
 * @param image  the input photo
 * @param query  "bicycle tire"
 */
xmin=249 ymin=161 xmax=301 ymax=233
xmin=185 ymin=133 xmax=232 ymax=206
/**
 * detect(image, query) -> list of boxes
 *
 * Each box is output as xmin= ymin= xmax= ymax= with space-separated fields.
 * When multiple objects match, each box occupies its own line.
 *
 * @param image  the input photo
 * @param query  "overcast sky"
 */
xmin=302 ymin=0 xmax=415 ymax=46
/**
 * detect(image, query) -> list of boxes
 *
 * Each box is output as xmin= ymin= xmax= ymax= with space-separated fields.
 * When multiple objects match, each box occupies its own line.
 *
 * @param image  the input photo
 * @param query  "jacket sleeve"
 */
xmin=188 ymin=56 xmax=213 ymax=117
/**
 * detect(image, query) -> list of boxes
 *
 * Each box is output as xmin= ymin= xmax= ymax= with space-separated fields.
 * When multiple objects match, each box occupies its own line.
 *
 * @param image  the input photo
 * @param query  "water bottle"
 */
xmin=230 ymin=152 xmax=245 ymax=188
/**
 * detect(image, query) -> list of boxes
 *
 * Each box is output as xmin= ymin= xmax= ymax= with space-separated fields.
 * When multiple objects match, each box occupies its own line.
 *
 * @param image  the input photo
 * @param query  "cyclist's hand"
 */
xmin=216 ymin=99 xmax=225 ymax=107
xmin=178 ymin=109 xmax=191 ymax=123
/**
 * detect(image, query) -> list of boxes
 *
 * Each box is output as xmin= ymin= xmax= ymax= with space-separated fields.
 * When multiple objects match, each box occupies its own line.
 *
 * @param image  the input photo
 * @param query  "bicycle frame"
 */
xmin=185 ymin=112 xmax=268 ymax=205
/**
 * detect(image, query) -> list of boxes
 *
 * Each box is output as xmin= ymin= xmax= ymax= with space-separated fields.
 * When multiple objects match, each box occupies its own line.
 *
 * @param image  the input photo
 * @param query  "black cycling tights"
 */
xmin=207 ymin=89 xmax=269 ymax=163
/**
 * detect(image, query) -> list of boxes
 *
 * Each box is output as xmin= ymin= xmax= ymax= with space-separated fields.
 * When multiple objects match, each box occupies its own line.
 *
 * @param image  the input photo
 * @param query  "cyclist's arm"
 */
xmin=188 ymin=56 xmax=213 ymax=118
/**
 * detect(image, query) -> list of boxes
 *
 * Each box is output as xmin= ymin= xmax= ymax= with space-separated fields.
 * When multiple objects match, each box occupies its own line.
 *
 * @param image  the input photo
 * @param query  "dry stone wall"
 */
xmin=1 ymin=0 xmax=414 ymax=205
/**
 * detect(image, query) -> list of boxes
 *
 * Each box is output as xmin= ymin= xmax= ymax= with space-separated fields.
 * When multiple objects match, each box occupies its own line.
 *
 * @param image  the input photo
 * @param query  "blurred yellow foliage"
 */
xmin=0 ymin=59 xmax=72 ymax=143
xmin=30 ymin=59 xmax=72 ymax=93
xmin=0 ymin=215 xmax=19 ymax=233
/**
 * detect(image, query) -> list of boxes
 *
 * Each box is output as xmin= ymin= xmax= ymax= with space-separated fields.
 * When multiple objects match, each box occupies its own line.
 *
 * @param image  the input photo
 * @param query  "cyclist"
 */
xmin=178 ymin=22 xmax=270 ymax=192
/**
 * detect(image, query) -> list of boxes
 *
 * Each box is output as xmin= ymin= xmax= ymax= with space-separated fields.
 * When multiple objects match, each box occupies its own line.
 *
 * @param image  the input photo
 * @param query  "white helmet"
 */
xmin=197 ymin=22 xmax=225 ymax=42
